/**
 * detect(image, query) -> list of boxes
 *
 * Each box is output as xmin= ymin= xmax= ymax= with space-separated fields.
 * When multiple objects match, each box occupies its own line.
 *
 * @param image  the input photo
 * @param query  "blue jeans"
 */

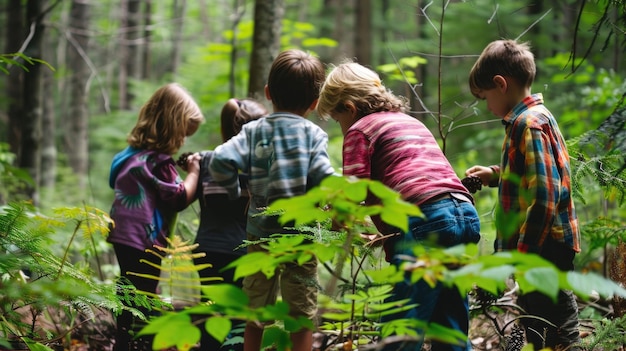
xmin=382 ymin=196 xmax=480 ymax=351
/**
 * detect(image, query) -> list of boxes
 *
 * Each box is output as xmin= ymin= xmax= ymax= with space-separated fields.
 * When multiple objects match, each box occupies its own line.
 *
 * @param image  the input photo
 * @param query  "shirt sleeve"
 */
xmin=517 ymin=128 xmax=558 ymax=253
xmin=342 ymin=129 xmax=372 ymax=179
xmin=153 ymin=159 xmax=188 ymax=211
xmin=209 ymin=131 xmax=251 ymax=200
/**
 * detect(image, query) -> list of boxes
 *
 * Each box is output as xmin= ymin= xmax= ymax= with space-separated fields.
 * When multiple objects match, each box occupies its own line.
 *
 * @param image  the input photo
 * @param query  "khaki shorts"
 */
xmin=242 ymin=237 xmax=318 ymax=326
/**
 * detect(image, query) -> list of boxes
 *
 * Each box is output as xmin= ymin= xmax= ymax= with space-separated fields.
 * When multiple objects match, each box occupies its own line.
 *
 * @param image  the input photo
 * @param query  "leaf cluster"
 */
xmin=139 ymin=176 xmax=626 ymax=351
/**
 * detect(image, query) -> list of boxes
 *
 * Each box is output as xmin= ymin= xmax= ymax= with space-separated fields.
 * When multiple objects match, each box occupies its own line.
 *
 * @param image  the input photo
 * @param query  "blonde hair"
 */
xmin=469 ymin=39 xmax=536 ymax=98
xmin=127 ymin=83 xmax=204 ymax=155
xmin=317 ymin=62 xmax=408 ymax=120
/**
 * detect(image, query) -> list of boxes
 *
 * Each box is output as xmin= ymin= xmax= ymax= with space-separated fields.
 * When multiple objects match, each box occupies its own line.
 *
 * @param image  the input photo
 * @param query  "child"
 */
xmin=317 ymin=62 xmax=480 ymax=351
xmin=192 ymin=98 xmax=268 ymax=351
xmin=464 ymin=39 xmax=581 ymax=350
xmin=209 ymin=49 xmax=335 ymax=351
xmin=107 ymin=83 xmax=204 ymax=351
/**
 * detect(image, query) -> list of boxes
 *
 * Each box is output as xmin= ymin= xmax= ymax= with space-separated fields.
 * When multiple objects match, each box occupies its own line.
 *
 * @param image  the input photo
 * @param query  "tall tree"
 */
xmin=227 ymin=0 xmax=245 ymax=97
xmin=142 ymin=0 xmax=152 ymax=79
xmin=125 ymin=0 xmax=141 ymax=106
xmin=20 ymin=0 xmax=49 ymax=202
xmin=64 ymin=0 xmax=91 ymax=190
xmin=247 ymin=0 xmax=284 ymax=100
xmin=118 ymin=0 xmax=129 ymax=110
xmin=5 ymin=0 xmax=24 ymax=157
xmin=170 ymin=0 xmax=187 ymax=77
xmin=40 ymin=33 xmax=56 ymax=190
xmin=354 ymin=0 xmax=371 ymax=65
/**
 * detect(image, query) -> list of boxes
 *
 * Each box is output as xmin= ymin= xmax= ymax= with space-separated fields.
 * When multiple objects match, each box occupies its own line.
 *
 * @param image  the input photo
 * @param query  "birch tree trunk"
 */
xmin=248 ymin=0 xmax=284 ymax=100
xmin=64 ymin=0 xmax=91 ymax=190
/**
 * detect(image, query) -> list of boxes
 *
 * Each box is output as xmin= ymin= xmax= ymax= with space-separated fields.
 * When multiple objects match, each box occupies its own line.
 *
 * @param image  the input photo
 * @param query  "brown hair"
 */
xmin=317 ymin=61 xmax=408 ymax=120
xmin=468 ymin=39 xmax=536 ymax=98
xmin=127 ymin=83 xmax=204 ymax=155
xmin=220 ymin=98 xmax=268 ymax=141
xmin=267 ymin=49 xmax=325 ymax=114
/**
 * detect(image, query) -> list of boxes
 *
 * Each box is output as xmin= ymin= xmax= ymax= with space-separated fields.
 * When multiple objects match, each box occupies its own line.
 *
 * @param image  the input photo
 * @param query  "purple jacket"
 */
xmin=108 ymin=147 xmax=188 ymax=251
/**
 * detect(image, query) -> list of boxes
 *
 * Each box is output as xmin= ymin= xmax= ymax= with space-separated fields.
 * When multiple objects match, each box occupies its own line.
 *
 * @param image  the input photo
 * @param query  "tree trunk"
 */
xmin=354 ymin=0 xmax=371 ymax=65
xmin=170 ymin=0 xmax=187 ymax=77
xmin=142 ymin=0 xmax=152 ymax=79
xmin=64 ymin=0 xmax=91 ymax=190
xmin=248 ymin=0 xmax=284 ymax=100
xmin=125 ymin=0 xmax=141 ymax=107
xmin=40 ymin=34 xmax=56 ymax=191
xmin=5 ymin=0 xmax=24 ymax=158
xmin=118 ymin=0 xmax=129 ymax=110
xmin=21 ymin=0 xmax=48 ymax=203
xmin=228 ymin=0 xmax=245 ymax=97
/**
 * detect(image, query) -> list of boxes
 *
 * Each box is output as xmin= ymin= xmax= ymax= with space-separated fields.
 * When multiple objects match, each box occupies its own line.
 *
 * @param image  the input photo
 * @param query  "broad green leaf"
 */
xmin=522 ymin=267 xmax=560 ymax=301
xmin=139 ymin=312 xmax=185 ymax=333
xmin=149 ymin=314 xmax=199 ymax=351
xmin=261 ymin=326 xmax=291 ymax=351
xmin=567 ymin=271 xmax=626 ymax=300
xmin=202 ymin=284 xmax=249 ymax=307
xmin=343 ymin=179 xmax=368 ymax=202
xmin=206 ymin=316 xmax=231 ymax=343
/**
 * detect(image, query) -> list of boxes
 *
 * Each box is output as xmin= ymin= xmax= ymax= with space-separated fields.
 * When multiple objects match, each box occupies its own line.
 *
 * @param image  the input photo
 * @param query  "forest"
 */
xmin=1 ymin=0 xmax=625 ymax=350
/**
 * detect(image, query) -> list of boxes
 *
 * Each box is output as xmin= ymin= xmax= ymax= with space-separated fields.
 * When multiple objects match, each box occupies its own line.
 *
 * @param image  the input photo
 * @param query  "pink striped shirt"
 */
xmin=342 ymin=112 xmax=471 ymax=231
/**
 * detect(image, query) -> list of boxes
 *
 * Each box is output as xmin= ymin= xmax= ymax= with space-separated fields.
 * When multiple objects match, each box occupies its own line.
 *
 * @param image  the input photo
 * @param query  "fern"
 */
xmin=0 ymin=201 xmax=121 ymax=349
xmin=569 ymin=99 xmax=626 ymax=205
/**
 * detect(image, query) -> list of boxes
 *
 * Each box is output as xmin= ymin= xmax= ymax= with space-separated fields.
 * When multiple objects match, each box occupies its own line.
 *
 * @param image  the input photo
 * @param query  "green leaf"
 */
xmin=567 ymin=271 xmax=626 ymax=300
xmin=143 ymin=313 xmax=200 ymax=350
xmin=261 ymin=326 xmax=291 ymax=351
xmin=521 ymin=267 xmax=560 ymax=301
xmin=228 ymin=252 xmax=271 ymax=280
xmin=202 ymin=284 xmax=249 ymax=308
xmin=343 ymin=178 xmax=368 ymax=202
xmin=206 ymin=316 xmax=232 ymax=342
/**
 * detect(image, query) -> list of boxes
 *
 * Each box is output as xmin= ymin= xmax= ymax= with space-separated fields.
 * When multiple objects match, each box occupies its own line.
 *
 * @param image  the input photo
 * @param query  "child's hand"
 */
xmin=186 ymin=153 xmax=201 ymax=174
xmin=465 ymin=165 xmax=496 ymax=186
xmin=176 ymin=152 xmax=194 ymax=169
xmin=177 ymin=152 xmax=201 ymax=173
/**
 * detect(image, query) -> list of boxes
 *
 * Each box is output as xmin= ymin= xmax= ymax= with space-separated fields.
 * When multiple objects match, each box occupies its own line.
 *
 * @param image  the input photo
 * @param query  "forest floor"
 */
xmin=31 ymin=288 xmax=626 ymax=351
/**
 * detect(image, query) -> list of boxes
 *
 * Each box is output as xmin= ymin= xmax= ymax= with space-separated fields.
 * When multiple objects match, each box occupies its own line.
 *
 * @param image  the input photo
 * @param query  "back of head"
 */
xmin=128 ymin=83 xmax=204 ymax=154
xmin=267 ymin=49 xmax=325 ymax=114
xmin=469 ymin=39 xmax=536 ymax=97
xmin=220 ymin=98 xmax=268 ymax=141
xmin=317 ymin=61 xmax=407 ymax=120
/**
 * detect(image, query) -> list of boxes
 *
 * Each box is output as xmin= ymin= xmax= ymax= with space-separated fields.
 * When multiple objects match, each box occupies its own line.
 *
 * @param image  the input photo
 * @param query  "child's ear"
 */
xmin=345 ymin=101 xmax=357 ymax=117
xmin=493 ymin=75 xmax=507 ymax=91
xmin=264 ymin=85 xmax=271 ymax=101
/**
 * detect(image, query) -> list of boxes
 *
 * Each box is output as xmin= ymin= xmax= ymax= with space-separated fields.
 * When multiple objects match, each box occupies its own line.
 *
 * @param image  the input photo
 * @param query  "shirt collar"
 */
xmin=502 ymin=93 xmax=544 ymax=126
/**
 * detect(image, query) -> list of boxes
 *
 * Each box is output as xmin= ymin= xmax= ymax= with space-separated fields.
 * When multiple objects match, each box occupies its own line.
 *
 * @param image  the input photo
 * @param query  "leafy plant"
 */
xmin=139 ymin=175 xmax=626 ymax=350
xmin=0 ymin=201 xmax=118 ymax=350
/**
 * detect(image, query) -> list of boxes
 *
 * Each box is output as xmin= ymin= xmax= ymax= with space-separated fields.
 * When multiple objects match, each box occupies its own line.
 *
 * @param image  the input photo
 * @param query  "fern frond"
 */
xmin=568 ymin=104 xmax=626 ymax=205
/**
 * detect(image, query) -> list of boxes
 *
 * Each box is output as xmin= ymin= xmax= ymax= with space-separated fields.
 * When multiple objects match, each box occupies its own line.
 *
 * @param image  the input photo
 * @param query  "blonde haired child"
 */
xmin=318 ymin=62 xmax=480 ymax=351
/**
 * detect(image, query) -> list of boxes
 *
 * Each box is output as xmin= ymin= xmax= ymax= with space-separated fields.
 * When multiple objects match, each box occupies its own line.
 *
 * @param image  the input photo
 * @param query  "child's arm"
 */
xmin=209 ymin=134 xmax=250 ymax=200
xmin=182 ymin=152 xmax=201 ymax=205
xmin=465 ymin=165 xmax=499 ymax=187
